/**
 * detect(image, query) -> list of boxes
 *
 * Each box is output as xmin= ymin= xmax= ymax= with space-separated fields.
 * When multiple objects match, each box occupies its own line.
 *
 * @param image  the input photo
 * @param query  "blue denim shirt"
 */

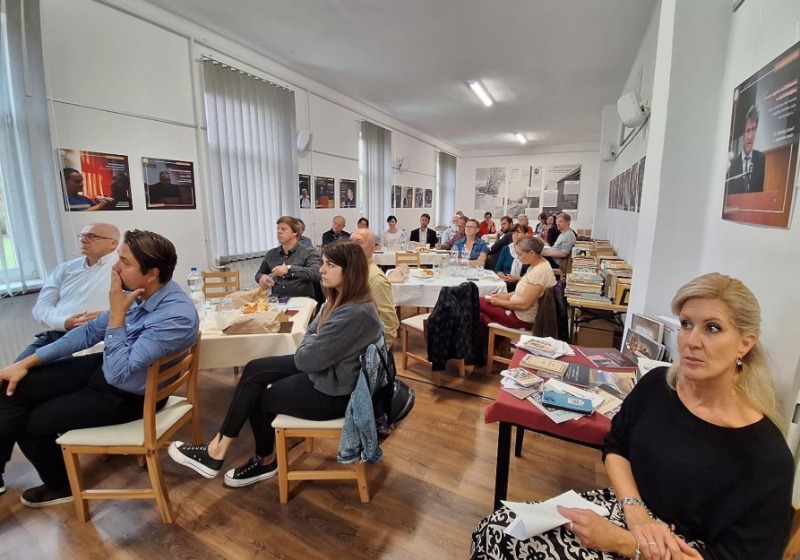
xmin=36 ymin=280 xmax=199 ymax=394
xmin=337 ymin=339 xmax=388 ymax=464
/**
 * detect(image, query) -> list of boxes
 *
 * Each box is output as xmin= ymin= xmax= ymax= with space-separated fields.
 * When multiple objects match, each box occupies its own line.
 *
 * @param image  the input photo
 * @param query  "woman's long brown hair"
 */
xmin=317 ymin=239 xmax=372 ymax=329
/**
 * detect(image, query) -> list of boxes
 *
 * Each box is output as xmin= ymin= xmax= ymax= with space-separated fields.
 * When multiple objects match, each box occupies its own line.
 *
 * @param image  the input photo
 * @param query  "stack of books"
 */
xmin=519 ymin=354 xmax=569 ymax=380
xmin=516 ymin=335 xmax=574 ymax=359
xmin=592 ymin=240 xmax=615 ymax=256
xmin=571 ymin=243 xmax=594 ymax=259
xmin=571 ymin=255 xmax=599 ymax=274
xmin=565 ymin=272 xmax=606 ymax=301
xmin=500 ymin=368 xmax=544 ymax=399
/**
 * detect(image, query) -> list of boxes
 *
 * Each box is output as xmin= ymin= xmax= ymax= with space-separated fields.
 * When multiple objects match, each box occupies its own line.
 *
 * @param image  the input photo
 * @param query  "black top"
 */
xmin=409 ymin=227 xmax=437 ymax=247
xmin=603 ymin=368 xmax=793 ymax=560
xmin=321 ymin=229 xmax=350 ymax=246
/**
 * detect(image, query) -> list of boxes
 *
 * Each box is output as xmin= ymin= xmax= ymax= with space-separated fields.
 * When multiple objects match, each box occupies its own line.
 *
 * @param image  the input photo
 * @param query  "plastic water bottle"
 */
xmin=187 ymin=267 xmax=204 ymax=313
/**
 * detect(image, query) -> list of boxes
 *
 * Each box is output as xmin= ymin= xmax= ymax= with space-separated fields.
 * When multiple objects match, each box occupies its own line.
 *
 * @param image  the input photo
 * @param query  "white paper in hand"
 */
xmin=501 ymin=490 xmax=610 ymax=540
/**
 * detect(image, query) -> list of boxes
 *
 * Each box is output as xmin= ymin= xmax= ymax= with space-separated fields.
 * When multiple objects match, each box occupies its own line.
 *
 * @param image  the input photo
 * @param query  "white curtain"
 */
xmin=437 ymin=151 xmax=457 ymax=226
xmin=0 ymin=0 xmax=62 ymax=297
xmin=360 ymin=121 xmax=392 ymax=229
xmin=202 ymin=60 xmax=298 ymax=262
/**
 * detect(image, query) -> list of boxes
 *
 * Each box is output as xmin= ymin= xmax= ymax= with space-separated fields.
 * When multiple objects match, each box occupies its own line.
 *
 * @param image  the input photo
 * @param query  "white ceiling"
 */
xmin=140 ymin=0 xmax=657 ymax=154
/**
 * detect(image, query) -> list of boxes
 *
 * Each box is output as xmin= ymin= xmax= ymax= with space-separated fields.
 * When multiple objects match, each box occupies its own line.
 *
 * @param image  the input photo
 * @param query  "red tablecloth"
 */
xmin=484 ymin=346 xmax=622 ymax=447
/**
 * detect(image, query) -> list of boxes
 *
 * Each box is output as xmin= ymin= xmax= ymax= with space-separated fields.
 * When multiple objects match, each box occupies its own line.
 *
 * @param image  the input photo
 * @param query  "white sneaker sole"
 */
xmin=20 ymin=494 xmax=73 ymax=508
xmin=168 ymin=442 xmax=220 ymax=479
xmin=223 ymin=467 xmax=278 ymax=488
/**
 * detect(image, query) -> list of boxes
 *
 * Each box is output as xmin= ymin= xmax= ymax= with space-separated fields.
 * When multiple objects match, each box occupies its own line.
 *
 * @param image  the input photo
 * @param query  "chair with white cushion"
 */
xmin=57 ymin=337 xmax=203 ymax=524
xmin=271 ymin=415 xmax=369 ymax=504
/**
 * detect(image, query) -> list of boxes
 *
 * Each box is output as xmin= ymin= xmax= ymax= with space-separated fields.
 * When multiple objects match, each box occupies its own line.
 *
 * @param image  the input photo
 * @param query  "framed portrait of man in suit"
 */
xmin=723 ymin=41 xmax=800 ymax=228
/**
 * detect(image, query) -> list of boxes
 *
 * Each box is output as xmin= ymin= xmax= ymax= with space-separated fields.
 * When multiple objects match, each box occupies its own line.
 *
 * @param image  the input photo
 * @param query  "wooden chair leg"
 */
xmin=304 ymin=437 xmax=314 ymax=453
xmin=275 ymin=428 xmax=290 ymax=504
xmin=487 ymin=328 xmax=496 ymax=373
xmin=190 ymin=411 xmax=204 ymax=444
xmin=234 ymin=366 xmax=240 ymax=375
xmin=61 ymin=447 xmax=90 ymax=522
xmin=137 ymin=456 xmax=146 ymax=468
xmin=353 ymin=461 xmax=370 ymax=503
xmin=145 ymin=450 xmax=175 ymax=524
xmin=456 ymin=359 xmax=466 ymax=377
xmin=401 ymin=326 xmax=409 ymax=369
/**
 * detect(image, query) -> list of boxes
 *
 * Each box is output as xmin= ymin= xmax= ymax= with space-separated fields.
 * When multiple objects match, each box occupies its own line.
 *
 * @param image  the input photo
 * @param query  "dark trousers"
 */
xmin=0 ymin=353 xmax=146 ymax=490
xmin=16 ymin=330 xmax=66 ymax=361
xmin=220 ymin=355 xmax=350 ymax=457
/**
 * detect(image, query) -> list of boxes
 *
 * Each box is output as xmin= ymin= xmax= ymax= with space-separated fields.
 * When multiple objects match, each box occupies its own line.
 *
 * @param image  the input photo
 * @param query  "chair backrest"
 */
xmin=202 ymin=270 xmax=240 ymax=299
xmin=395 ymin=252 xmax=420 ymax=267
xmin=532 ymin=287 xmax=559 ymax=339
xmin=142 ymin=336 xmax=201 ymax=448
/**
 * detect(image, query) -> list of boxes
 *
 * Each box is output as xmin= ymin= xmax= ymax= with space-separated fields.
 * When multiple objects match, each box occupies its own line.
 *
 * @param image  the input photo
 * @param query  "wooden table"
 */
xmin=567 ymin=297 xmax=628 ymax=342
xmin=197 ymin=297 xmax=316 ymax=369
xmin=390 ymin=271 xmax=506 ymax=308
xmin=484 ymin=346 xmax=619 ymax=508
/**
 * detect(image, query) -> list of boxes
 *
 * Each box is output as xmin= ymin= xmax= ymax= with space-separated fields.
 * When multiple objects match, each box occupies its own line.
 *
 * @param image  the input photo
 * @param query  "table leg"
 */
xmin=514 ymin=427 xmax=525 ymax=457
xmin=493 ymin=421 xmax=512 ymax=509
xmin=569 ymin=306 xmax=577 ymax=342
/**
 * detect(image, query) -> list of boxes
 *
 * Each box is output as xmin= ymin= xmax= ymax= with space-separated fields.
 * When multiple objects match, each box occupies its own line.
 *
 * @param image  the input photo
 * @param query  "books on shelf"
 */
xmin=578 ymin=347 xmax=638 ymax=369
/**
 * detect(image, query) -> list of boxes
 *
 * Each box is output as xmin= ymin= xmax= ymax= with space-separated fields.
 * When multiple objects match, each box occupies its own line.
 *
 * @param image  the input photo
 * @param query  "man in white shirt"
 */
xmin=440 ymin=215 xmax=461 ymax=246
xmin=409 ymin=213 xmax=437 ymax=247
xmin=17 ymin=223 xmax=120 ymax=360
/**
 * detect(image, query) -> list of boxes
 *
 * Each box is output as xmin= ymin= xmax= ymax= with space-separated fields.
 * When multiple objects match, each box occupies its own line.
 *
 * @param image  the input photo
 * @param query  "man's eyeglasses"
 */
xmin=78 ymin=233 xmax=113 ymax=242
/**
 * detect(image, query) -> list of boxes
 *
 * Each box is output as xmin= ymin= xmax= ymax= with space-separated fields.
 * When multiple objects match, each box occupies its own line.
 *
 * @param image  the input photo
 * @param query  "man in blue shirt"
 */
xmin=0 ymin=230 xmax=199 ymax=507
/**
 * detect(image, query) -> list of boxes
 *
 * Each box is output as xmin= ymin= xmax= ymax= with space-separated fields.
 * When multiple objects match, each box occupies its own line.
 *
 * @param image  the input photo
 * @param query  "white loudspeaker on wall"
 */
xmin=297 ymin=129 xmax=312 ymax=152
xmin=617 ymin=91 xmax=649 ymax=128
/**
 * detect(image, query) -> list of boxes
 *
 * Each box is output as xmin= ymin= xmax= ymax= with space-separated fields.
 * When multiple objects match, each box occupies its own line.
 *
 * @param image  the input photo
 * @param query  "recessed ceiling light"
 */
xmin=514 ymin=132 xmax=528 ymax=144
xmin=467 ymin=80 xmax=493 ymax=107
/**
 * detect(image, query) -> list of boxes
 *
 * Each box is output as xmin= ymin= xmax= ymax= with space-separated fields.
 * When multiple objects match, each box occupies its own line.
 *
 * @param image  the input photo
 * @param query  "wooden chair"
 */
xmin=400 ymin=313 xmax=465 ymax=385
xmin=202 ymin=269 xmax=240 ymax=300
xmin=271 ymin=415 xmax=369 ymax=504
xmin=56 ymin=337 xmax=203 ymax=524
xmin=395 ymin=251 xmax=420 ymax=268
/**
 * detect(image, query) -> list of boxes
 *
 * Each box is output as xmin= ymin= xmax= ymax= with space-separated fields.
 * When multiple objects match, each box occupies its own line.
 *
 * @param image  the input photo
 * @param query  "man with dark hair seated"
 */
xmin=0 ymin=230 xmax=199 ymax=506
xmin=255 ymin=216 xmax=321 ymax=299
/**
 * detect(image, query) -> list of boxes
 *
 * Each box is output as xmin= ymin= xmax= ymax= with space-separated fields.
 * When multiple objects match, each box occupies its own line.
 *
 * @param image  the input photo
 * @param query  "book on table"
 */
xmin=542 ymin=391 xmax=594 ymax=414
xmin=578 ymin=347 xmax=637 ymax=369
xmin=501 ymin=367 xmax=544 ymax=389
xmin=621 ymin=329 xmax=666 ymax=363
xmin=519 ymin=354 xmax=568 ymax=378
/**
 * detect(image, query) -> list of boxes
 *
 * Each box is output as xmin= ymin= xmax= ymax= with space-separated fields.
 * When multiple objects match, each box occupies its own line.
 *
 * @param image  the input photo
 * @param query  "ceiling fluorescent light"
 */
xmin=467 ymin=80 xmax=493 ymax=107
xmin=514 ymin=132 xmax=527 ymax=144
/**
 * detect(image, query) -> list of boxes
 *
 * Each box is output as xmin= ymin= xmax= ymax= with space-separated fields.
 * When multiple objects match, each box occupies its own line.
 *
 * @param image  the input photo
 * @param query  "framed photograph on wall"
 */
xmin=315 ymin=176 xmax=335 ymax=209
xmin=340 ymin=179 xmax=356 ymax=208
xmin=143 ymin=157 xmax=196 ymax=209
xmin=59 ymin=149 xmax=131 ymax=211
xmin=299 ymin=174 xmax=311 ymax=208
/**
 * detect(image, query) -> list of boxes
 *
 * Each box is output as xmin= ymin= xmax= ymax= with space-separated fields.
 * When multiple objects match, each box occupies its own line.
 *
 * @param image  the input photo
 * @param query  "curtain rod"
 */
xmin=198 ymin=55 xmax=291 ymax=92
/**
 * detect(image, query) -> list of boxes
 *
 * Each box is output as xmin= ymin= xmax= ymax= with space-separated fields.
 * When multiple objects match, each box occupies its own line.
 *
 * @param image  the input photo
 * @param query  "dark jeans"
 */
xmin=0 ymin=353 xmax=147 ymax=490
xmin=16 ymin=330 xmax=66 ymax=361
xmin=220 ymin=355 xmax=350 ymax=457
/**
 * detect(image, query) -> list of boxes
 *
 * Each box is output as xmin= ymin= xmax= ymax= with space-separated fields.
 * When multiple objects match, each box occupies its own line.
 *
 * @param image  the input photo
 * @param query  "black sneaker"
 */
xmin=168 ymin=441 xmax=223 ymax=478
xmin=20 ymin=484 xmax=73 ymax=508
xmin=223 ymin=456 xmax=278 ymax=488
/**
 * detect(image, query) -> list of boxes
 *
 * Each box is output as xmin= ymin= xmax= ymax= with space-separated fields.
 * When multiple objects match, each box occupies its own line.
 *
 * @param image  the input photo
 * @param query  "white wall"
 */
xmin=40 ymin=0 xmax=458 ymax=285
xmin=456 ymin=150 xmax=601 ymax=231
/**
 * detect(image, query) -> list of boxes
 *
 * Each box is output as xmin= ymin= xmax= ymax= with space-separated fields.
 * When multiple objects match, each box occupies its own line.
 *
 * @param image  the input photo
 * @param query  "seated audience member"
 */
xmin=517 ymin=213 xmax=533 ymax=234
xmin=440 ymin=215 xmax=461 ymax=246
xmin=296 ymin=218 xmax=315 ymax=249
xmin=321 ymin=215 xmax=350 ymax=245
xmin=169 ymin=240 xmax=383 ymax=487
xmin=62 ymin=168 xmax=114 ymax=212
xmin=486 ymin=215 xmax=514 ymax=270
xmin=479 ymin=236 xmax=556 ymax=333
xmin=357 ymin=217 xmax=369 ymax=229
xmin=478 ymin=212 xmax=496 ymax=238
xmin=381 ymin=215 xmax=403 ymax=248
xmin=255 ymin=216 xmax=321 ymax=299
xmin=472 ymin=273 xmax=793 ymax=560
xmin=439 ymin=216 xmax=466 ymax=250
xmin=538 ymin=214 xmax=558 ymax=247
xmin=542 ymin=212 xmax=576 ymax=267
xmin=410 ymin=213 xmax=437 ymax=248
xmin=350 ymin=228 xmax=399 ymax=348
xmin=18 ymin=223 xmax=120 ymax=360
xmin=454 ymin=219 xmax=489 ymax=265
xmin=494 ymin=224 xmax=531 ymax=291
xmin=0 ymin=230 xmax=199 ymax=506
xmin=534 ymin=211 xmax=548 ymax=235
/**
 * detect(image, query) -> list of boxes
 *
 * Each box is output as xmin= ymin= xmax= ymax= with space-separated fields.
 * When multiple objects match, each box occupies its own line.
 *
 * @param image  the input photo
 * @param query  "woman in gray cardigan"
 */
xmin=169 ymin=240 xmax=383 ymax=487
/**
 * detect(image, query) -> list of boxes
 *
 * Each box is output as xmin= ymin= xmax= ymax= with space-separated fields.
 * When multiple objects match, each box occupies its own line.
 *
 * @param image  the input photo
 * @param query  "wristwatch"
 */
xmin=286 ymin=264 xmax=292 ymax=277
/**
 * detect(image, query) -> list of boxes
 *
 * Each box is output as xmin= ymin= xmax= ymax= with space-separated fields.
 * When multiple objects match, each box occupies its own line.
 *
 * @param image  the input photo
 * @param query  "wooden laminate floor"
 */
xmin=0 ymin=333 xmax=609 ymax=559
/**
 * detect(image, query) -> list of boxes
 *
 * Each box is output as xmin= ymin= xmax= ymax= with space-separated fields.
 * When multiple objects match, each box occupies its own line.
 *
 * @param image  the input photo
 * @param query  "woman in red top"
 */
xmin=478 ymin=212 xmax=496 ymax=238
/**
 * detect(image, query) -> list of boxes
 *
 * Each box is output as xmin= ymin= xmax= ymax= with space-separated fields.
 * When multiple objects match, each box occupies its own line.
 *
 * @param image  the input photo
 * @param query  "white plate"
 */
xmin=410 ymin=269 xmax=435 ymax=279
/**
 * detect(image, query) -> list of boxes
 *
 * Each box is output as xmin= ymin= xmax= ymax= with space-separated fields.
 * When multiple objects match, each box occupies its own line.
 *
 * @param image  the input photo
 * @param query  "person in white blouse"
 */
xmin=17 ymin=223 xmax=120 ymax=360
xmin=380 ymin=215 xmax=403 ymax=248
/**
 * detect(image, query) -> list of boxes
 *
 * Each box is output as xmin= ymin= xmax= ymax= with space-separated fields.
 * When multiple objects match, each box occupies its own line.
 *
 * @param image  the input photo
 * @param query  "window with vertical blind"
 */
xmin=201 ymin=59 xmax=299 ymax=263
xmin=437 ymin=151 xmax=457 ymax=226
xmin=360 ymin=121 xmax=392 ymax=227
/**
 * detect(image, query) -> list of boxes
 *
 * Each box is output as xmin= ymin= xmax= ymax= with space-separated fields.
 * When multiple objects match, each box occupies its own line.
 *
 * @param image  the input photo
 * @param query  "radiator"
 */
xmin=0 ymin=294 xmax=40 ymax=364
xmin=228 ymin=258 xmax=263 ymax=289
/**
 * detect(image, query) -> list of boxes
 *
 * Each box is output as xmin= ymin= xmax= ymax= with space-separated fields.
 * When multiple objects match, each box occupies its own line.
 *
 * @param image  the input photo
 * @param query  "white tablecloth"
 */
xmin=390 ymin=272 xmax=507 ymax=308
xmin=373 ymin=250 xmax=448 ymax=267
xmin=198 ymin=297 xmax=316 ymax=370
